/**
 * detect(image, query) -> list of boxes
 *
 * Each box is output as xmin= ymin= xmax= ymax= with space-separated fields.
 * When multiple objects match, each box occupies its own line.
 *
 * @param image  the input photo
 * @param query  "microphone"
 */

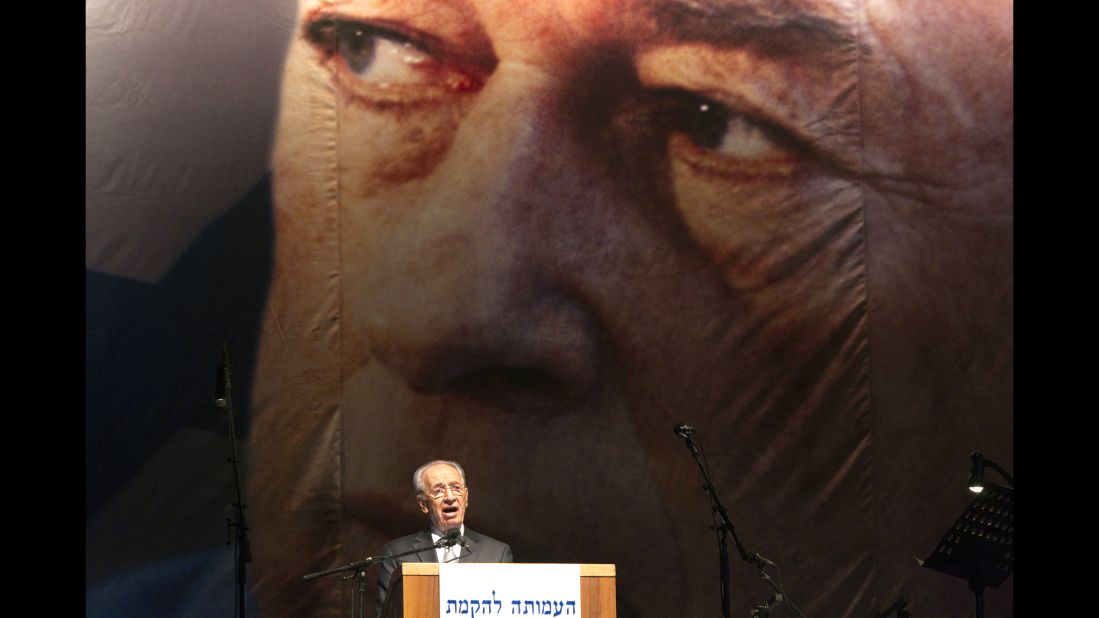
xmin=443 ymin=528 xmax=472 ymax=552
xmin=443 ymin=528 xmax=462 ymax=547
xmin=748 ymin=552 xmax=776 ymax=568
xmin=673 ymin=423 xmax=695 ymax=438
xmin=214 ymin=344 xmax=231 ymax=408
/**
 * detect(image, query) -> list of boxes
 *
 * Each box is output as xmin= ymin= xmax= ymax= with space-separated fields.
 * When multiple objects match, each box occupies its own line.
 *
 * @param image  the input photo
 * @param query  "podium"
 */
xmin=380 ymin=563 xmax=617 ymax=618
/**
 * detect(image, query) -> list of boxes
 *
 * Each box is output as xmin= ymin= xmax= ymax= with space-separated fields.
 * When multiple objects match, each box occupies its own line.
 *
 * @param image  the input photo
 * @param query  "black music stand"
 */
xmin=919 ymin=482 xmax=1013 ymax=618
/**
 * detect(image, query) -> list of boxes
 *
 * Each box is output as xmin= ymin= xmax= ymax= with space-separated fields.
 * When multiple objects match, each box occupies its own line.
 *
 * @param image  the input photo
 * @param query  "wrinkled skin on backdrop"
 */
xmin=248 ymin=0 xmax=1012 ymax=615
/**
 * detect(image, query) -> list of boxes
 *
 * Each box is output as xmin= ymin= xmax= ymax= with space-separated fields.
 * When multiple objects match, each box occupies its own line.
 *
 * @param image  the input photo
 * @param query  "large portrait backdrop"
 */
xmin=86 ymin=0 xmax=1013 ymax=616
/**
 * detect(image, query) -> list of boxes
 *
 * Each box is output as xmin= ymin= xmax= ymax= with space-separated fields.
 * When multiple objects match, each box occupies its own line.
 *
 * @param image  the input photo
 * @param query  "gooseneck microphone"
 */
xmin=442 ymin=527 xmax=473 ymax=557
xmin=673 ymin=423 xmax=695 ymax=438
xmin=443 ymin=528 xmax=462 ymax=546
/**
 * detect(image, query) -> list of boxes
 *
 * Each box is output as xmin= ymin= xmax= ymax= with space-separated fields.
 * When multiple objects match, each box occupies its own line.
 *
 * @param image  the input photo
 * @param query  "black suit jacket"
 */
xmin=376 ymin=528 xmax=513 ymax=616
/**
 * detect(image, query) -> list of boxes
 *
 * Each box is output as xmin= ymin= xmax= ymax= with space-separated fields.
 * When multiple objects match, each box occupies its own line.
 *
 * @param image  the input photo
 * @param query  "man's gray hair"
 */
xmin=413 ymin=460 xmax=467 ymax=496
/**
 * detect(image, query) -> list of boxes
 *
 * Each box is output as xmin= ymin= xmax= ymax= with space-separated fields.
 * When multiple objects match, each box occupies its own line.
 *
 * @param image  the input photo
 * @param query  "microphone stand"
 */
xmin=302 ymin=532 xmax=462 ymax=618
xmin=677 ymin=428 xmax=789 ymax=618
xmin=215 ymin=343 xmax=251 ymax=618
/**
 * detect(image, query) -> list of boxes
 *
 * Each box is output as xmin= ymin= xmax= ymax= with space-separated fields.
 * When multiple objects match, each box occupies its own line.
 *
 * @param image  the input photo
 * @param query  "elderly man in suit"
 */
xmin=377 ymin=460 xmax=513 ymax=615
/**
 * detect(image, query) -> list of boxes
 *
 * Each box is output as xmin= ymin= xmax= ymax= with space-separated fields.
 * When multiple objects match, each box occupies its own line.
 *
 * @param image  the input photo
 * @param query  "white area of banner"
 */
xmin=439 ymin=563 xmax=582 ymax=617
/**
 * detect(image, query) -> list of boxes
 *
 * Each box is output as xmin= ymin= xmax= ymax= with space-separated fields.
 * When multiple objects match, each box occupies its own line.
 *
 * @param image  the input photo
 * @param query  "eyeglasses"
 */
xmin=425 ymin=483 xmax=465 ymax=501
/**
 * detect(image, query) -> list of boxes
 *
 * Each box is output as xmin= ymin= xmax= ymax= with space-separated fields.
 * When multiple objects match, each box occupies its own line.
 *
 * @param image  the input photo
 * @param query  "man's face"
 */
xmin=251 ymin=0 xmax=1011 ymax=614
xmin=417 ymin=464 xmax=469 ymax=533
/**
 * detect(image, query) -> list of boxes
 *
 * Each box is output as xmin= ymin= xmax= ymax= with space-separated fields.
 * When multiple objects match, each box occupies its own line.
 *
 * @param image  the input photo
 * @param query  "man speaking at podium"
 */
xmin=376 ymin=460 xmax=514 ymax=616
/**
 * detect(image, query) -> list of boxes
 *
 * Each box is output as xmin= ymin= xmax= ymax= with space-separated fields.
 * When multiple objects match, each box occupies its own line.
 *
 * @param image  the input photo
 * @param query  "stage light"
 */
xmin=966 ymin=451 xmax=1012 ymax=494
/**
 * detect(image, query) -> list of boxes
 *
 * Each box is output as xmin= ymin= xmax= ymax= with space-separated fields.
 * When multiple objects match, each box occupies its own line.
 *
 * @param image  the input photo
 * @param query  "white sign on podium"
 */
xmin=438 ymin=563 xmax=582 ymax=617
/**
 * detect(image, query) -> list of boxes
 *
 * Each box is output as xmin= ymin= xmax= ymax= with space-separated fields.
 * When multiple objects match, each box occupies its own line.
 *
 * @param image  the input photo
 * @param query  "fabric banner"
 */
xmin=86 ymin=0 xmax=1012 ymax=616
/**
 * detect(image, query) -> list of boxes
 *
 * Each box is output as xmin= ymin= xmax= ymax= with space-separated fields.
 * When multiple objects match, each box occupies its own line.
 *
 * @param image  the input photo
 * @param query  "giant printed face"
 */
xmin=248 ymin=0 xmax=1012 ymax=615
